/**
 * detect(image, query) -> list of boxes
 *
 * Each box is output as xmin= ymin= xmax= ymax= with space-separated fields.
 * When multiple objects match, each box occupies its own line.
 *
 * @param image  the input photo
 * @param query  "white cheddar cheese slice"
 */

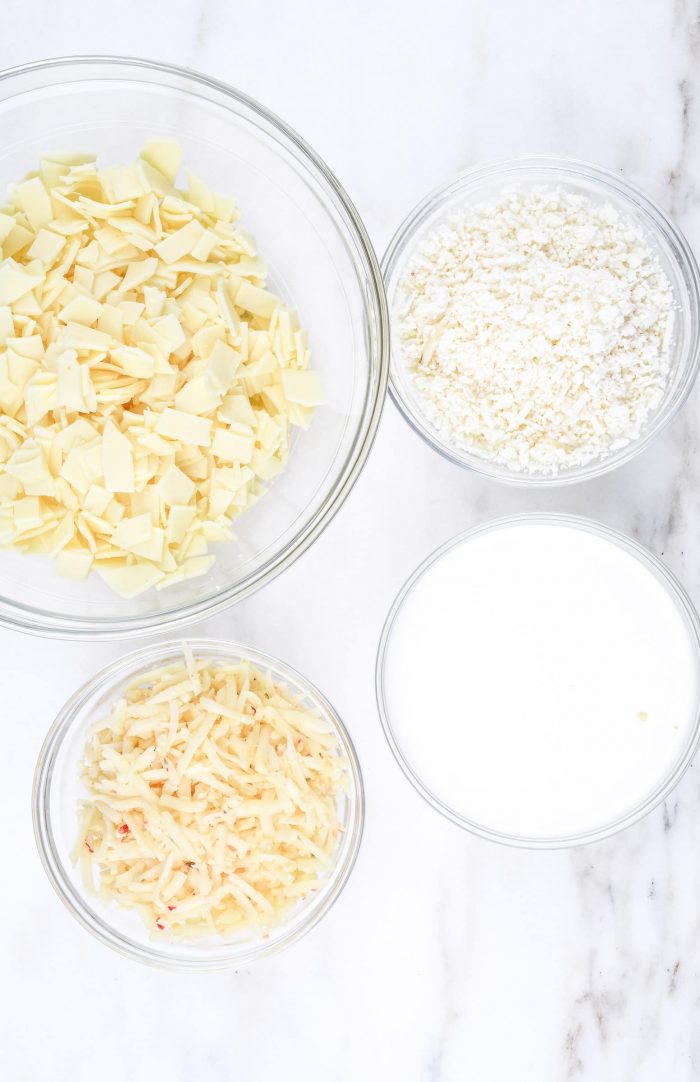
xmin=110 ymin=345 xmax=155 ymax=379
xmin=28 ymin=229 xmax=66 ymax=265
xmin=96 ymin=561 xmax=164 ymax=597
xmin=155 ymin=220 xmax=206 ymax=264
xmin=206 ymin=339 xmax=241 ymax=392
xmin=166 ymin=504 xmax=197 ymax=544
xmin=281 ymin=369 xmax=325 ymax=407
xmin=58 ymin=294 xmax=103 ymax=326
xmin=219 ymin=393 xmax=257 ymax=427
xmin=211 ymin=427 xmax=254 ymax=464
xmin=112 ymin=515 xmax=164 ymax=562
xmin=55 ymin=547 xmax=93 ymax=580
xmin=157 ymin=464 xmax=196 ymax=505
xmin=234 ymin=279 xmax=280 ymax=319
xmin=155 ymin=407 xmax=212 ymax=446
xmin=102 ymin=420 xmax=135 ymax=493
xmin=140 ymin=140 xmax=183 ymax=184
xmin=55 ymin=349 xmax=88 ymax=412
xmin=174 ymin=375 xmax=220 ymax=415
xmin=14 ymin=177 xmax=53 ymax=231
xmin=0 ymin=260 xmax=44 ymax=305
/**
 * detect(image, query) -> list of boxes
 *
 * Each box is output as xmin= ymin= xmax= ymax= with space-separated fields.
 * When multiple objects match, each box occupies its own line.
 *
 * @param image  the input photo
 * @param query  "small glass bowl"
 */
xmin=375 ymin=513 xmax=700 ymax=848
xmin=382 ymin=156 xmax=700 ymax=486
xmin=0 ymin=57 xmax=388 ymax=638
xmin=33 ymin=639 xmax=364 ymax=969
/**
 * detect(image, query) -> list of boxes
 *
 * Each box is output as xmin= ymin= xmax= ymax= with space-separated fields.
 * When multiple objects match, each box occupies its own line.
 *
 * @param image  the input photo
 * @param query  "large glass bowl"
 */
xmin=382 ymin=157 xmax=700 ymax=486
xmin=0 ymin=57 xmax=388 ymax=637
xmin=33 ymin=639 xmax=364 ymax=970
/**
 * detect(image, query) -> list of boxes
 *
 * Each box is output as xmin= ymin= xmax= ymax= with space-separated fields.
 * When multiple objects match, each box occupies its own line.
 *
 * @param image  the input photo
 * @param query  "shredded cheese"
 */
xmin=75 ymin=652 xmax=348 ymax=940
xmin=0 ymin=142 xmax=320 ymax=596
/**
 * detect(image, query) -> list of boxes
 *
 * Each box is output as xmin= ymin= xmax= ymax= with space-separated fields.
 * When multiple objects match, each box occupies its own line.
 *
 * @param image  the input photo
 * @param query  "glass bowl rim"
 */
xmin=375 ymin=511 xmax=700 ymax=849
xmin=381 ymin=153 xmax=700 ymax=487
xmin=33 ymin=636 xmax=365 ymax=970
xmin=0 ymin=54 xmax=389 ymax=639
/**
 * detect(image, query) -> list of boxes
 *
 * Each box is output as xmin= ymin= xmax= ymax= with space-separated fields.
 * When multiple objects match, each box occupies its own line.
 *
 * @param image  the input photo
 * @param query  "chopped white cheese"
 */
xmin=0 ymin=143 xmax=320 ymax=595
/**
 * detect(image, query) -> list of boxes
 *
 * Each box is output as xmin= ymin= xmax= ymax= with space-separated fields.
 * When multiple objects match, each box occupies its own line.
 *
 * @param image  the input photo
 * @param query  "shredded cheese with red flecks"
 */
xmin=74 ymin=650 xmax=347 ymax=940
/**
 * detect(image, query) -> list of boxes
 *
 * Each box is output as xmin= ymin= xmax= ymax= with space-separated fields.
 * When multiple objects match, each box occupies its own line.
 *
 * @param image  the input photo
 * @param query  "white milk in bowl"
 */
xmin=377 ymin=516 xmax=700 ymax=846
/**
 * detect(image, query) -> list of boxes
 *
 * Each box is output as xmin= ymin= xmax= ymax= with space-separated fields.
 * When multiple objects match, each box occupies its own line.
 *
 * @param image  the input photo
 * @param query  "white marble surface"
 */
xmin=3 ymin=1 xmax=700 ymax=1079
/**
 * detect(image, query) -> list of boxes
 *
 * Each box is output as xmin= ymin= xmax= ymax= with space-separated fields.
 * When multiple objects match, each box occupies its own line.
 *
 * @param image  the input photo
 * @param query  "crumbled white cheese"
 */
xmin=74 ymin=653 xmax=347 ymax=940
xmin=0 ymin=143 xmax=320 ymax=595
xmin=395 ymin=188 xmax=675 ymax=473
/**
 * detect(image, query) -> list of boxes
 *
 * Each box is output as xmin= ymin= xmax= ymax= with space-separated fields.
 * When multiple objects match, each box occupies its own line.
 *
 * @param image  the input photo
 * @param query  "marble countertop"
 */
xmin=3 ymin=1 xmax=700 ymax=1079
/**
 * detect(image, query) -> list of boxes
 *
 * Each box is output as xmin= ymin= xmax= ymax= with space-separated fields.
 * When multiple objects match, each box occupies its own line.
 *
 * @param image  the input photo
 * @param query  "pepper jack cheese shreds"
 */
xmin=0 ymin=141 xmax=322 ymax=597
xmin=75 ymin=651 xmax=348 ymax=940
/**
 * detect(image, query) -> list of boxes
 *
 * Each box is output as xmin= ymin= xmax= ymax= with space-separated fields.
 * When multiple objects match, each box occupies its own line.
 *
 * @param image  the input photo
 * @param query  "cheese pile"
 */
xmin=0 ymin=141 xmax=321 ymax=596
xmin=396 ymin=188 xmax=674 ymax=473
xmin=75 ymin=650 xmax=347 ymax=941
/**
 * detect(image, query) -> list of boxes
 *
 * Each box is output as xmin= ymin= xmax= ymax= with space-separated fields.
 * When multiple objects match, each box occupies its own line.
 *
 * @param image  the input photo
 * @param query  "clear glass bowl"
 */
xmin=382 ymin=156 xmax=700 ymax=486
xmin=0 ymin=57 xmax=388 ymax=637
xmin=33 ymin=638 xmax=364 ymax=969
xmin=375 ymin=514 xmax=700 ymax=848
